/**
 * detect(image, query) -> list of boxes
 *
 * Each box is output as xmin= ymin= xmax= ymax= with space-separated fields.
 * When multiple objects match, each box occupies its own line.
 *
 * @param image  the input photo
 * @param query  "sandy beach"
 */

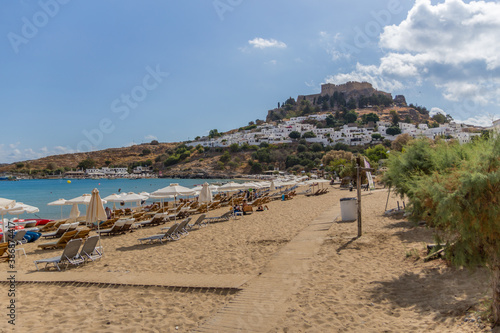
xmin=0 ymin=186 xmax=493 ymax=332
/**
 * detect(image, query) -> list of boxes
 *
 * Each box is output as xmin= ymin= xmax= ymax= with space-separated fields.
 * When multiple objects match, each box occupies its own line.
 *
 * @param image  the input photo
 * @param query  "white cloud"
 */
xmin=430 ymin=107 xmax=445 ymax=116
xmin=324 ymin=63 xmax=404 ymax=92
xmin=455 ymin=114 xmax=498 ymax=127
xmin=0 ymin=145 xmax=76 ymax=164
xmin=325 ymin=0 xmax=500 ymax=121
xmin=265 ymin=59 xmax=277 ymax=65
xmin=248 ymin=38 xmax=287 ymax=49
xmin=144 ymin=135 xmax=158 ymax=141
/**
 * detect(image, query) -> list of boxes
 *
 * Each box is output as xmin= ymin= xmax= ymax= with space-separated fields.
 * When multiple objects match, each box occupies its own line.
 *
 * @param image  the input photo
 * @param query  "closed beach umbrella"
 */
xmin=69 ymin=203 xmax=80 ymax=219
xmin=86 ymin=188 xmax=107 ymax=249
xmin=48 ymin=198 xmax=67 ymax=219
xmin=198 ymin=182 xmax=213 ymax=203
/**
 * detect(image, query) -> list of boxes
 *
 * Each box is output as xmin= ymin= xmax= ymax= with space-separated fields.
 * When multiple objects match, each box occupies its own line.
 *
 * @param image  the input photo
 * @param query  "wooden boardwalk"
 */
xmin=192 ymin=204 xmax=340 ymax=332
xmin=1 ymin=271 xmax=252 ymax=290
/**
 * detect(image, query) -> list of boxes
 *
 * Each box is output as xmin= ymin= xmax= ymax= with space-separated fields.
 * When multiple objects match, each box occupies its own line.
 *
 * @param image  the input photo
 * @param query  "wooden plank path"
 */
xmin=1 ymin=271 xmax=252 ymax=290
xmin=192 ymin=204 xmax=340 ymax=332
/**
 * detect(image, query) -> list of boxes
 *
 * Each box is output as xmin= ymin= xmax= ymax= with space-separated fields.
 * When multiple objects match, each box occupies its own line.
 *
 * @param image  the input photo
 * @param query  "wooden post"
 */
xmin=356 ymin=158 xmax=362 ymax=237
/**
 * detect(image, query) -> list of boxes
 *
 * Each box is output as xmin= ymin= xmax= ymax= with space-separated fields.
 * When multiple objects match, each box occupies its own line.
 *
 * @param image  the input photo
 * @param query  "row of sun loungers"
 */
xmin=138 ymin=211 xmax=232 ymax=245
xmin=34 ymin=235 xmax=102 ymax=271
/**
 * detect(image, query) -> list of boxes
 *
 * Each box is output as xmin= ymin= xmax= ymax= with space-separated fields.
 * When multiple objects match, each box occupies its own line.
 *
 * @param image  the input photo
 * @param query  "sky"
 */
xmin=1 ymin=0 xmax=499 ymax=164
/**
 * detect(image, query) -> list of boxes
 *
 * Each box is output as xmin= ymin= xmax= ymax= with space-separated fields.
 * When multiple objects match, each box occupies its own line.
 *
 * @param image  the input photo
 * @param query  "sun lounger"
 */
xmin=96 ymin=220 xmax=126 ymax=236
xmin=187 ymin=214 xmax=207 ymax=230
xmin=139 ymin=213 xmax=168 ymax=227
xmin=34 ymin=238 xmax=84 ymax=271
xmin=138 ymin=223 xmax=180 ymax=244
xmin=0 ymin=242 xmax=9 ymax=262
xmin=205 ymin=211 xmax=232 ymax=224
xmin=79 ymin=235 xmax=102 ymax=262
xmin=41 ymin=223 xmax=71 ymax=239
xmin=8 ymin=229 xmax=28 ymax=245
xmin=37 ymin=230 xmax=78 ymax=250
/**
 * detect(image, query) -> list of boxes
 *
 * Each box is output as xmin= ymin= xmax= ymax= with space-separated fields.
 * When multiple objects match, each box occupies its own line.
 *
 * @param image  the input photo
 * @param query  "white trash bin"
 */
xmin=340 ymin=197 xmax=357 ymax=221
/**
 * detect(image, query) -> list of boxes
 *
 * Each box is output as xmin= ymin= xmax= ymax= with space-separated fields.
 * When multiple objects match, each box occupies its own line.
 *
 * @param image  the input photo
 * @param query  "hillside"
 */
xmin=0 ymin=81 xmax=437 ymax=178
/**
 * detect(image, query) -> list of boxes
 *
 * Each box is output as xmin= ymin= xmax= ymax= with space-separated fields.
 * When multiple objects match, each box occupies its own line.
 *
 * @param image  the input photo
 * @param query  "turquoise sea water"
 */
xmin=0 ymin=178 xmax=231 ymax=220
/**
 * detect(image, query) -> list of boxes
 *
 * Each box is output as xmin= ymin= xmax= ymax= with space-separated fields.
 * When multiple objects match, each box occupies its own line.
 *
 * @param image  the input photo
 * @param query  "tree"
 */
xmin=386 ymin=126 xmax=402 ymax=135
xmin=326 ymin=114 xmax=336 ymax=127
xmin=150 ymin=140 xmax=159 ymax=145
xmin=344 ymin=111 xmax=358 ymax=123
xmin=219 ymin=151 xmax=231 ymax=163
xmin=384 ymin=137 xmax=500 ymax=323
xmin=141 ymin=148 xmax=151 ymax=156
xmin=77 ymin=158 xmax=96 ymax=170
xmin=46 ymin=162 xmax=56 ymax=171
xmin=364 ymin=144 xmax=388 ymax=163
xmin=432 ymin=113 xmax=447 ymax=124
xmin=391 ymin=133 xmax=413 ymax=151
xmin=209 ymin=129 xmax=221 ymax=138
xmin=347 ymin=97 xmax=357 ymax=110
xmin=250 ymin=162 xmax=263 ymax=174
xmin=371 ymin=133 xmax=383 ymax=141
xmin=289 ymin=131 xmax=301 ymax=140
xmin=297 ymin=144 xmax=307 ymax=153
xmin=302 ymin=131 xmax=316 ymax=139
xmin=361 ymin=113 xmax=380 ymax=124
xmin=311 ymin=143 xmax=323 ymax=152
xmin=229 ymin=143 xmax=240 ymax=153
xmin=390 ymin=110 xmax=400 ymax=126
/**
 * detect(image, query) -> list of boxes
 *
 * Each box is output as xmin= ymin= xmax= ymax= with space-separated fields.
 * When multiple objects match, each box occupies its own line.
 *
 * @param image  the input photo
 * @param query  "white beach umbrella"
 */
xmin=153 ymin=183 xmax=195 ymax=207
xmin=218 ymin=181 xmax=244 ymax=192
xmin=48 ymin=198 xmax=67 ymax=219
xmin=119 ymin=192 xmax=148 ymax=207
xmin=8 ymin=203 xmax=39 ymax=216
xmin=154 ymin=183 xmax=195 ymax=197
xmin=0 ymin=200 xmax=38 ymax=242
xmin=198 ymin=182 xmax=213 ymax=203
xmin=66 ymin=193 xmax=93 ymax=205
xmin=86 ymin=188 xmax=107 ymax=250
xmin=103 ymin=193 xmax=122 ymax=210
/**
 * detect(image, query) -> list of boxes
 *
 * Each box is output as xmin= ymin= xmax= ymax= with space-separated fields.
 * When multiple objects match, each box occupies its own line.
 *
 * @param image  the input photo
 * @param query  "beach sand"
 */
xmin=0 ymin=187 xmax=492 ymax=332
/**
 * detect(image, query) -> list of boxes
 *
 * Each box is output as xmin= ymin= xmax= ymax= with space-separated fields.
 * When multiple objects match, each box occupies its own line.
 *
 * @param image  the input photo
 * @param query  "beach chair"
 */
xmin=41 ymin=223 xmax=71 ymax=239
xmin=204 ymin=211 xmax=232 ymax=224
xmin=139 ymin=213 xmax=168 ymax=227
xmin=96 ymin=220 xmax=126 ymax=236
xmin=8 ymin=229 xmax=28 ymax=245
xmin=79 ymin=235 xmax=102 ymax=262
xmin=73 ymin=228 xmax=91 ymax=240
xmin=187 ymin=214 xmax=207 ymax=230
xmin=138 ymin=223 xmax=180 ymax=244
xmin=34 ymin=238 xmax=84 ymax=271
xmin=38 ymin=219 xmax=67 ymax=233
xmin=37 ymin=230 xmax=78 ymax=250
xmin=0 ymin=242 xmax=9 ymax=262
xmin=118 ymin=219 xmax=136 ymax=234
xmin=173 ymin=217 xmax=191 ymax=237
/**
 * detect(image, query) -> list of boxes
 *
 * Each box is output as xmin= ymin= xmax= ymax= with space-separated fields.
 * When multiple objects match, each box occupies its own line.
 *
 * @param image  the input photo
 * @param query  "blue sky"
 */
xmin=1 ymin=0 xmax=499 ymax=163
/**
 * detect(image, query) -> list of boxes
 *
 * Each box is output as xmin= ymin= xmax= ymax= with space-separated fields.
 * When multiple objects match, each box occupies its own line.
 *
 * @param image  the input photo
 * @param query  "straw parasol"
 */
xmin=86 ymin=188 xmax=107 ymax=250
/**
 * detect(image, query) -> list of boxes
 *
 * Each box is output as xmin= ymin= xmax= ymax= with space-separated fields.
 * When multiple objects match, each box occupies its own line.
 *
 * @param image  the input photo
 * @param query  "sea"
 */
xmin=0 ymin=178 xmax=232 ymax=220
